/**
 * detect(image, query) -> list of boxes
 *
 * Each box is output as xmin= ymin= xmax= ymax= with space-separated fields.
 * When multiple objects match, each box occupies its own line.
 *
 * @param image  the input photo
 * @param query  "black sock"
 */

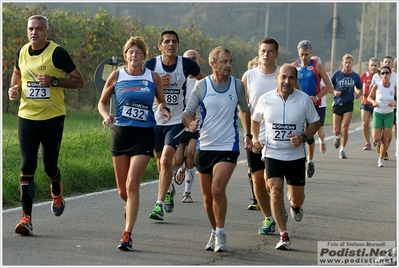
xmin=50 ymin=170 xmax=61 ymax=196
xmin=20 ymin=176 xmax=34 ymax=218
xmin=248 ymin=173 xmax=256 ymax=200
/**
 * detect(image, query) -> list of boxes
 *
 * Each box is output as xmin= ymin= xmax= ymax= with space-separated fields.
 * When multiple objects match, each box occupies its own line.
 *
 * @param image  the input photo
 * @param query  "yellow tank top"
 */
xmin=18 ymin=41 xmax=65 ymax=120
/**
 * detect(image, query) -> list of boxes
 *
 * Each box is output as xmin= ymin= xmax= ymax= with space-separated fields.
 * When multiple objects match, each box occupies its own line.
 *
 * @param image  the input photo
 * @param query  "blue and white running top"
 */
xmin=152 ymin=55 xmax=187 ymax=126
xmin=114 ymin=68 xmax=158 ymax=128
xmin=197 ymin=75 xmax=240 ymax=152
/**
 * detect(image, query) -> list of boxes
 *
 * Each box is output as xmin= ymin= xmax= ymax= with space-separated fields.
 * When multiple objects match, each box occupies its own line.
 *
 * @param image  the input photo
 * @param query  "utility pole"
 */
xmin=385 ymin=3 xmax=390 ymax=55
xmin=285 ymin=3 xmax=290 ymax=49
xmin=358 ymin=3 xmax=365 ymax=74
xmin=330 ymin=3 xmax=338 ymax=73
xmin=374 ymin=3 xmax=379 ymax=58
xmin=264 ymin=4 xmax=270 ymax=37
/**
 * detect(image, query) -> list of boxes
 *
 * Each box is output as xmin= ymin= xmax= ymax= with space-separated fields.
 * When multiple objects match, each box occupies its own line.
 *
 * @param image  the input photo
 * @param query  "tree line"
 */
xmin=2 ymin=3 xmax=293 ymax=114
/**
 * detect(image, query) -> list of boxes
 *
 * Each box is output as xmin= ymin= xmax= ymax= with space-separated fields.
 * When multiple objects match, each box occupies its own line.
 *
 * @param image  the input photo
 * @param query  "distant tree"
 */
xmin=2 ymin=3 xmax=260 ymax=113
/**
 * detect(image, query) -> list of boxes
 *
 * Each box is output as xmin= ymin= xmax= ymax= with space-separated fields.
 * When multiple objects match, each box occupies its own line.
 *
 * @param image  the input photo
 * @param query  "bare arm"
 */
xmin=195 ymin=70 xmax=204 ymax=80
xmin=98 ymin=70 xmax=118 ymax=127
xmin=61 ymin=68 xmax=85 ymax=88
xmin=241 ymin=71 xmax=249 ymax=105
xmin=153 ymin=72 xmax=171 ymax=124
xmin=8 ymin=67 xmax=22 ymax=100
xmin=304 ymin=120 xmax=321 ymax=139
xmin=36 ymin=68 xmax=85 ymax=89
xmin=367 ymin=84 xmax=378 ymax=107
xmin=251 ymin=119 xmax=262 ymax=153
xmin=316 ymin=62 xmax=333 ymax=98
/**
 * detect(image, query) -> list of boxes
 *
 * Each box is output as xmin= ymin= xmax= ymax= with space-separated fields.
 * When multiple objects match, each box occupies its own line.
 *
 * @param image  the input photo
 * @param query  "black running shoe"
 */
xmin=51 ymin=183 xmax=65 ymax=216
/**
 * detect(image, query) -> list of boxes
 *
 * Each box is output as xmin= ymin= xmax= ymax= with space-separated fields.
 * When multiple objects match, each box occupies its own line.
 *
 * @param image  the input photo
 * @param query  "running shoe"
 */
xmin=339 ymin=151 xmax=347 ymax=159
xmin=118 ymin=231 xmax=132 ymax=251
xmin=333 ymin=136 xmax=341 ymax=149
xmin=258 ymin=218 xmax=276 ymax=235
xmin=384 ymin=152 xmax=389 ymax=160
xmin=181 ymin=192 xmax=193 ymax=203
xmin=290 ymin=204 xmax=303 ymax=222
xmin=205 ymin=233 xmax=216 ymax=251
xmin=320 ymin=143 xmax=326 ymax=153
xmin=247 ymin=198 xmax=261 ymax=210
xmin=14 ymin=216 xmax=33 ymax=236
xmin=275 ymin=232 xmax=290 ymax=250
xmin=149 ymin=203 xmax=164 ymax=221
xmin=214 ymin=233 xmax=228 ymax=252
xmin=375 ymin=142 xmax=381 ymax=153
xmin=51 ymin=183 xmax=65 ymax=217
xmin=363 ymin=143 xmax=371 ymax=150
xmin=164 ymin=183 xmax=175 ymax=213
xmin=306 ymin=162 xmax=315 ymax=178
xmin=378 ymin=159 xmax=385 ymax=167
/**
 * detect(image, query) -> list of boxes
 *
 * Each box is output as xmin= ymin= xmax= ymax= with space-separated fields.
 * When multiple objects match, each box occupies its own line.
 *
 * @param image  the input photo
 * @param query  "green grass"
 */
xmin=2 ymin=112 xmax=159 ymax=209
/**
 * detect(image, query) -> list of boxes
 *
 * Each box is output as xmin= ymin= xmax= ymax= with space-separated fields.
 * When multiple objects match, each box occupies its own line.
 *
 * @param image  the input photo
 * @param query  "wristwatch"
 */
xmin=243 ymin=133 xmax=253 ymax=141
xmin=301 ymin=134 xmax=308 ymax=143
xmin=51 ymin=77 xmax=59 ymax=87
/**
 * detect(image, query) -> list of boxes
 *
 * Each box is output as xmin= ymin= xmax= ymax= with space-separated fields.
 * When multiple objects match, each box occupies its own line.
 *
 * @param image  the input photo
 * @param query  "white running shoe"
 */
xmin=378 ymin=159 xmax=384 ymax=167
xmin=214 ymin=233 xmax=228 ymax=252
xmin=276 ymin=232 xmax=290 ymax=250
xmin=290 ymin=205 xmax=304 ymax=222
xmin=205 ymin=233 xmax=215 ymax=251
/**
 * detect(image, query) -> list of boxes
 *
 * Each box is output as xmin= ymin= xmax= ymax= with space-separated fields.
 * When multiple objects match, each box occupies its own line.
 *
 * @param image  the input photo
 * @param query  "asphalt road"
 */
xmin=2 ymin=121 xmax=397 ymax=266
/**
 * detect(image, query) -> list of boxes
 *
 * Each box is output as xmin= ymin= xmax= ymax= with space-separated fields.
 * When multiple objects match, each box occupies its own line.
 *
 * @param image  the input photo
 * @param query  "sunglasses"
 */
xmin=380 ymin=72 xmax=390 ymax=75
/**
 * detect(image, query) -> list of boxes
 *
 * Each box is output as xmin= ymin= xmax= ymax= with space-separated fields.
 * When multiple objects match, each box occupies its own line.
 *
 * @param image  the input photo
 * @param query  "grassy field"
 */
xmin=2 ymin=97 xmax=360 ymax=209
xmin=2 ymin=111 xmax=159 ymax=209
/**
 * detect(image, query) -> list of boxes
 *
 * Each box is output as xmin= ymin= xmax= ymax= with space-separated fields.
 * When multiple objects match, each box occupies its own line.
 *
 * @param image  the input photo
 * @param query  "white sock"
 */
xmin=266 ymin=216 xmax=275 ymax=221
xmin=156 ymin=200 xmax=164 ymax=207
xmin=184 ymin=167 xmax=196 ymax=193
xmin=308 ymin=159 xmax=314 ymax=163
xmin=215 ymin=227 xmax=225 ymax=235
xmin=340 ymin=146 xmax=345 ymax=152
